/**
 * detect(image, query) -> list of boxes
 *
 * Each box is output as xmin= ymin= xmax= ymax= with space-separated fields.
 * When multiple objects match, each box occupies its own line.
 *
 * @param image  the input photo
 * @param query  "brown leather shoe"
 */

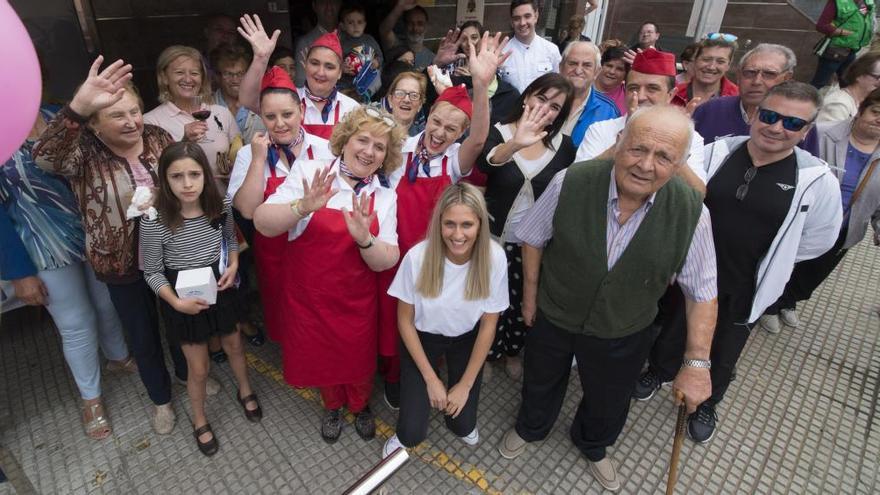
xmin=588 ymin=457 xmax=620 ymax=492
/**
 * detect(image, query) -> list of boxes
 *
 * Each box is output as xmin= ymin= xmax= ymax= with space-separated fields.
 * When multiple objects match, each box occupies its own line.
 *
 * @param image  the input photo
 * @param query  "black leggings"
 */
xmin=396 ymin=329 xmax=484 ymax=447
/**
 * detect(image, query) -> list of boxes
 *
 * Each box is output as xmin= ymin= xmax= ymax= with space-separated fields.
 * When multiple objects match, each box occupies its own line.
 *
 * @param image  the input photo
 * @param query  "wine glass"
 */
xmin=191 ymin=95 xmax=213 ymax=143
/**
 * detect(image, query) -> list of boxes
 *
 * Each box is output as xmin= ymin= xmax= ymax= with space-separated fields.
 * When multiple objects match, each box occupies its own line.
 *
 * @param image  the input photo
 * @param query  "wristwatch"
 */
xmin=357 ymin=234 xmax=374 ymax=249
xmin=683 ymin=358 xmax=711 ymax=369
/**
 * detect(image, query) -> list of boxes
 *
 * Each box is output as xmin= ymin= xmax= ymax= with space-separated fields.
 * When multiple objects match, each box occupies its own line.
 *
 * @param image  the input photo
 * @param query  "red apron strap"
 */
xmin=307 ymin=145 xmax=314 ymax=160
xmin=441 ymin=156 xmax=449 ymax=177
xmin=334 ymin=103 xmax=341 ymax=124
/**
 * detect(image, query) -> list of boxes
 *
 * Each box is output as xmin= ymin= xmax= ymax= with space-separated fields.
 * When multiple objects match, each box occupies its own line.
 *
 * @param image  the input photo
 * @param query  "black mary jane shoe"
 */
xmin=210 ymin=350 xmax=228 ymax=363
xmin=238 ymin=322 xmax=266 ymax=347
xmin=238 ymin=392 xmax=263 ymax=422
xmin=194 ymin=423 xmax=219 ymax=456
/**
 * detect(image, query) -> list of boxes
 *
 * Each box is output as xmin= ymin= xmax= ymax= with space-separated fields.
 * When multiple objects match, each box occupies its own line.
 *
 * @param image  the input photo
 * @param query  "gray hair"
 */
xmin=561 ymin=41 xmax=601 ymax=67
xmin=620 ymin=105 xmax=694 ymax=165
xmin=739 ymin=43 xmax=797 ymax=73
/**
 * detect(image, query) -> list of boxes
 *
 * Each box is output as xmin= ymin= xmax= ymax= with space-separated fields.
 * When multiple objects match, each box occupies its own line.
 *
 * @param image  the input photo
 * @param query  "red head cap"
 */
xmin=631 ymin=48 xmax=677 ymax=77
xmin=260 ymin=66 xmax=297 ymax=92
xmin=434 ymin=85 xmax=473 ymax=120
xmin=310 ymin=30 xmax=344 ymax=61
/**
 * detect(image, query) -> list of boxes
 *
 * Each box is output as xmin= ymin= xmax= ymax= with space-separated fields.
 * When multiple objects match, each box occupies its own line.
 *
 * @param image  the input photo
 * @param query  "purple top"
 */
xmin=692 ymin=96 xmax=820 ymax=155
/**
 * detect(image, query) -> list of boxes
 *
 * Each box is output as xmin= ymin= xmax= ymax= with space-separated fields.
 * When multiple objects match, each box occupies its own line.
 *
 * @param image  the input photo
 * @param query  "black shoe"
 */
xmin=355 ymin=407 xmax=376 ymax=440
xmin=633 ymin=369 xmax=663 ymax=401
xmin=238 ymin=322 xmax=265 ymax=347
xmin=321 ymin=409 xmax=343 ymax=443
xmin=193 ymin=423 xmax=219 ymax=456
xmin=210 ymin=350 xmax=227 ymax=363
xmin=687 ymin=403 xmax=718 ymax=444
xmin=384 ymin=381 xmax=400 ymax=411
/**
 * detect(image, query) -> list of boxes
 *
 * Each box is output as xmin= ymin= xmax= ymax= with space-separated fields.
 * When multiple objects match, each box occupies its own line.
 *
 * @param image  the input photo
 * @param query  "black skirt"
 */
xmin=160 ymin=262 xmax=241 ymax=344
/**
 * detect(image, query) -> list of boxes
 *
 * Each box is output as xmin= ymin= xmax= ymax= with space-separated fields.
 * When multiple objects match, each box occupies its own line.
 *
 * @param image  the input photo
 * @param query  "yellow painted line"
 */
xmin=245 ymin=352 xmax=502 ymax=494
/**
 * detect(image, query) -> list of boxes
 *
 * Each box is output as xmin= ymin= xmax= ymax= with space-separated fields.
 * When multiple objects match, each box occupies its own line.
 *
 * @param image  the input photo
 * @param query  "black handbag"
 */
xmin=815 ymin=37 xmax=854 ymax=62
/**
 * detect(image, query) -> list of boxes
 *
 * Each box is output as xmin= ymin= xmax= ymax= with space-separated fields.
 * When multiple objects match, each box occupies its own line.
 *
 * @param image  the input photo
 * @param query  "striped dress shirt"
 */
xmin=515 ymin=169 xmax=718 ymax=302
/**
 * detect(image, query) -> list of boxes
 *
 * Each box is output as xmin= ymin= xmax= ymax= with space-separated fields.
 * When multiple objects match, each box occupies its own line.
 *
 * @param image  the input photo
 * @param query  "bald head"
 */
xmin=614 ymin=106 xmax=693 ymax=201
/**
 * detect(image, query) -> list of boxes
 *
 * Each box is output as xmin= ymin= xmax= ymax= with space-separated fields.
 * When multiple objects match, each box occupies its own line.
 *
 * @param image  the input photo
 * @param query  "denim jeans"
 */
xmin=810 ymin=52 xmax=857 ymax=88
xmin=39 ymin=262 xmax=129 ymax=400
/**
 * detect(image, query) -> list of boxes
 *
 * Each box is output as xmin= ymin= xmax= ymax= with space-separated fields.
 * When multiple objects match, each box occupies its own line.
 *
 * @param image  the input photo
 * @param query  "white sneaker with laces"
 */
xmin=460 ymin=427 xmax=479 ymax=446
xmin=383 ymin=434 xmax=404 ymax=459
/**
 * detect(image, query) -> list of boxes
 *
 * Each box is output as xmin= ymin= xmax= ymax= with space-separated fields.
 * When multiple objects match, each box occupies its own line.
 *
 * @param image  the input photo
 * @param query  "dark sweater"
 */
xmin=478 ymin=126 xmax=576 ymax=238
xmin=692 ymin=96 xmax=820 ymax=155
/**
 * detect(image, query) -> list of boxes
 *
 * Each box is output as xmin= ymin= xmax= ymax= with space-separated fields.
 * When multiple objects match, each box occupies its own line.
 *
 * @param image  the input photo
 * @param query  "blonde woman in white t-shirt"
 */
xmin=383 ymin=183 xmax=509 ymax=457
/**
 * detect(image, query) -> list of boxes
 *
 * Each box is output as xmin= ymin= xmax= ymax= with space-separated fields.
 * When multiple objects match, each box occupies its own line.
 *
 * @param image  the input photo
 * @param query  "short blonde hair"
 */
xmin=417 ymin=183 xmax=493 ymax=300
xmin=329 ymin=106 xmax=406 ymax=176
xmin=156 ymin=45 xmax=213 ymax=103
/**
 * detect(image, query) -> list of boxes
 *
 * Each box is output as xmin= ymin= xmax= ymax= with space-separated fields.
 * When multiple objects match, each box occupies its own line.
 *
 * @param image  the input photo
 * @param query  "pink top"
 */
xmin=598 ymin=83 xmax=628 ymax=116
xmin=128 ymin=159 xmax=154 ymax=188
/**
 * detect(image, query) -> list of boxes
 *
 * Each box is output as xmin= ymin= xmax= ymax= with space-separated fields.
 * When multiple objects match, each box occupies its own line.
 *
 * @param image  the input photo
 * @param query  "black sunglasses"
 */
xmin=757 ymin=108 xmax=812 ymax=132
xmin=736 ymin=166 xmax=758 ymax=201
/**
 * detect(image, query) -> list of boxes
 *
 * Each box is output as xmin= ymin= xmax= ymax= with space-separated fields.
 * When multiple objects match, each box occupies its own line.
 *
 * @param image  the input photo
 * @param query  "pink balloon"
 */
xmin=0 ymin=1 xmax=41 ymax=164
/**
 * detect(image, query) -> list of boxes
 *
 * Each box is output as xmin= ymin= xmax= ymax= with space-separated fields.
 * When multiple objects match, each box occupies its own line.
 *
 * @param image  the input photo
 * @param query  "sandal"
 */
xmin=82 ymin=399 xmax=111 ymax=440
xmin=193 ymin=423 xmax=219 ymax=456
xmin=105 ymin=356 xmax=138 ymax=374
xmin=238 ymin=392 xmax=263 ymax=422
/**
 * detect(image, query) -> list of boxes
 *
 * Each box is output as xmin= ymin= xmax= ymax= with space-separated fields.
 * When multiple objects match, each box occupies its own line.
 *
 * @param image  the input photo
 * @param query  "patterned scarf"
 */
xmin=337 ymin=158 xmax=390 ymax=194
xmin=304 ymin=85 xmax=338 ymax=123
xmin=407 ymin=133 xmax=443 ymax=183
xmin=267 ymin=128 xmax=306 ymax=172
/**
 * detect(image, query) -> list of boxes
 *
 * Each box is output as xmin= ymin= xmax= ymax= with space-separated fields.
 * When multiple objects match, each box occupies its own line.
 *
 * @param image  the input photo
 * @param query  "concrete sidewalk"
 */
xmin=0 ymin=239 xmax=878 ymax=494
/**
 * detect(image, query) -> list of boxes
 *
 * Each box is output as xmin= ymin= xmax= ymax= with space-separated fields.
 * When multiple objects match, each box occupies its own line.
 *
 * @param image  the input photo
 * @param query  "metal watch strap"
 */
xmin=682 ymin=358 xmax=711 ymax=369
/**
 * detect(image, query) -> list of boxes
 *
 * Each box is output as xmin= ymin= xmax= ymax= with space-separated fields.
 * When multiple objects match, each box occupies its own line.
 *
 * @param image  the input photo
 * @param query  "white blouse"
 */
xmin=227 ymin=133 xmax=332 ymax=200
xmin=264 ymin=159 xmax=398 ymax=244
xmin=388 ymin=240 xmax=509 ymax=337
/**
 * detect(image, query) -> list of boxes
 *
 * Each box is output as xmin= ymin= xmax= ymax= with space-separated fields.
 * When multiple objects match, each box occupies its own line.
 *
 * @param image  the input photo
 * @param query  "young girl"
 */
xmin=141 ymin=142 xmax=262 ymax=456
xmin=383 ymin=183 xmax=509 ymax=457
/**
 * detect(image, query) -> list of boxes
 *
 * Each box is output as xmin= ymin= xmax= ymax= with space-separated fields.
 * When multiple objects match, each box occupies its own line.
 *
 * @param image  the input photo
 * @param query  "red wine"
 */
xmin=192 ymin=110 xmax=212 ymax=121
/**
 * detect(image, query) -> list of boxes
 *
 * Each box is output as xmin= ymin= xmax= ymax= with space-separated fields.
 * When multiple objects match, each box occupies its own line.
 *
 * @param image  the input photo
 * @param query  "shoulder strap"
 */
xmin=848 ymin=158 xmax=879 ymax=211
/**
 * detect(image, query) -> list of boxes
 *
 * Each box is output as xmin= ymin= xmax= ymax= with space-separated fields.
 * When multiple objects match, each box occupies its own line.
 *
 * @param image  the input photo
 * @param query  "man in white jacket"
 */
xmin=633 ymin=81 xmax=842 ymax=443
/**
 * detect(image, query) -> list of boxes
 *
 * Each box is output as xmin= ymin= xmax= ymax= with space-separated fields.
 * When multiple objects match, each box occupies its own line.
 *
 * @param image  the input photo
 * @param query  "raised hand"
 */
xmin=622 ymin=47 xmax=642 ymax=66
xmin=685 ymin=96 xmax=703 ymax=116
xmin=512 ymin=104 xmax=552 ymax=148
xmin=626 ymin=89 xmax=639 ymax=117
xmin=433 ymin=28 xmax=466 ymax=67
xmin=69 ymin=56 xmax=133 ymax=117
xmin=299 ymin=166 xmax=336 ymax=215
xmin=398 ymin=0 xmax=418 ymax=11
xmin=238 ymin=14 xmax=280 ymax=59
xmin=342 ymin=191 xmax=377 ymax=246
xmin=251 ymin=132 xmax=271 ymax=164
xmin=468 ymin=31 xmax=511 ymax=88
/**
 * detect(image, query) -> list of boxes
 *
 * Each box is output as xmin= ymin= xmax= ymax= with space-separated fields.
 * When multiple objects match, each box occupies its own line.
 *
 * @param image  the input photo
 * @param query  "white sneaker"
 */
xmin=383 ymin=434 xmax=405 ymax=459
xmin=780 ymin=308 xmax=800 ymax=328
xmin=151 ymin=403 xmax=176 ymax=435
xmin=460 ymin=428 xmax=479 ymax=446
xmin=758 ymin=314 xmax=781 ymax=334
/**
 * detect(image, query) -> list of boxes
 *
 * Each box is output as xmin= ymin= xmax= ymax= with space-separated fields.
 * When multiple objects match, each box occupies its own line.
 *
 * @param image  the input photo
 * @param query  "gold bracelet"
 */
xmin=290 ymin=199 xmax=306 ymax=217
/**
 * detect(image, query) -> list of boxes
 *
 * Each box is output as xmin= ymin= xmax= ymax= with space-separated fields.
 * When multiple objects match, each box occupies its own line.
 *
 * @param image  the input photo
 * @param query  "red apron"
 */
xmin=252 ymin=146 xmax=314 ymax=342
xmin=377 ymin=154 xmax=451 ymax=356
xmin=281 ymin=193 xmax=379 ymax=387
xmin=301 ymin=101 xmax=341 ymax=140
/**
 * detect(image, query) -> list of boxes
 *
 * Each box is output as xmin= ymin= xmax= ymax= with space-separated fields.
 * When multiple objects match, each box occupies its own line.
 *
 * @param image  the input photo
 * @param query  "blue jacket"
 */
xmin=0 ymin=206 xmax=36 ymax=281
xmin=570 ymin=90 xmax=620 ymax=148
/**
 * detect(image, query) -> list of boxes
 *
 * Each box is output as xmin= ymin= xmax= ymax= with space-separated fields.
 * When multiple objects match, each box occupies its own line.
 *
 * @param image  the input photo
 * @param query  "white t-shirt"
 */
xmin=227 ymin=133 xmax=332 ymax=200
xmin=264 ymin=159 xmax=399 ymax=244
xmin=387 ymin=132 xmax=469 ymax=189
xmin=388 ymin=240 xmax=510 ymax=337
xmin=575 ymin=115 xmax=707 ymax=183
xmin=499 ymin=35 xmax=561 ymax=93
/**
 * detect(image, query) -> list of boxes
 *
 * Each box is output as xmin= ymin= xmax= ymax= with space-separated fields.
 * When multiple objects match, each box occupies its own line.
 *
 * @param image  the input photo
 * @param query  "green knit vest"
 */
xmin=537 ymin=160 xmax=703 ymax=339
xmin=831 ymin=0 xmax=875 ymax=50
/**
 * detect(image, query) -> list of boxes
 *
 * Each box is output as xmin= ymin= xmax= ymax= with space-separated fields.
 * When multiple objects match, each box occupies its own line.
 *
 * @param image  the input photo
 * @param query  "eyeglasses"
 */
xmin=705 ymin=32 xmax=738 ymax=43
xmin=757 ymin=108 xmax=812 ymax=131
xmin=391 ymin=89 xmax=422 ymax=102
xmin=740 ymin=68 xmax=783 ymax=80
xmin=365 ymin=106 xmax=397 ymax=128
xmin=736 ymin=166 xmax=758 ymax=201
xmin=220 ymin=71 xmax=245 ymax=80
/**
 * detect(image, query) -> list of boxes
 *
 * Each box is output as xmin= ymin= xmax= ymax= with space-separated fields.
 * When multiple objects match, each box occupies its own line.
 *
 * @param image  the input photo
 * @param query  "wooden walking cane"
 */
xmin=665 ymin=390 xmax=687 ymax=495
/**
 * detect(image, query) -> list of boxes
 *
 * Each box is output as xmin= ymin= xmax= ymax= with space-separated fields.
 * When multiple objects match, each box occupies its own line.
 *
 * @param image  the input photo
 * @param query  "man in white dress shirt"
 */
xmin=576 ymin=49 xmax=707 ymax=191
xmin=499 ymin=0 xmax=562 ymax=93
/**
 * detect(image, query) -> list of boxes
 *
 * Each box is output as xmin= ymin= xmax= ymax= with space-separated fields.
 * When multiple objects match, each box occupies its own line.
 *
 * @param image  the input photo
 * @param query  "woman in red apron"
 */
xmin=377 ymin=32 xmax=511 ymax=409
xmin=228 ymin=67 xmax=332 ymax=342
xmin=253 ymin=106 xmax=406 ymax=443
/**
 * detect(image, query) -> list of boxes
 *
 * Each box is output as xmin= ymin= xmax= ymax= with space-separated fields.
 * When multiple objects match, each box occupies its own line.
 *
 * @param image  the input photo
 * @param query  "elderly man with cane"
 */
xmin=497 ymin=105 xmax=719 ymax=492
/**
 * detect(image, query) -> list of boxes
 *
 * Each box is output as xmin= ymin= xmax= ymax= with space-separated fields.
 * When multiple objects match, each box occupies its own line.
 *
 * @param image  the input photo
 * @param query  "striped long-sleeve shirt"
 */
xmin=140 ymin=200 xmax=238 ymax=294
xmin=515 ymin=168 xmax=718 ymax=302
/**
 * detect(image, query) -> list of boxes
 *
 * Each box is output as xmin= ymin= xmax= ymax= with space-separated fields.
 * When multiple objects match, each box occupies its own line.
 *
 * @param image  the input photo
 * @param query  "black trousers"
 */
xmin=106 ymin=277 xmax=187 ymax=405
xmin=649 ymin=291 xmax=752 ymax=405
xmin=765 ymin=226 xmax=849 ymax=315
xmin=396 ymin=329 xmax=484 ymax=447
xmin=515 ymin=312 xmax=655 ymax=461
